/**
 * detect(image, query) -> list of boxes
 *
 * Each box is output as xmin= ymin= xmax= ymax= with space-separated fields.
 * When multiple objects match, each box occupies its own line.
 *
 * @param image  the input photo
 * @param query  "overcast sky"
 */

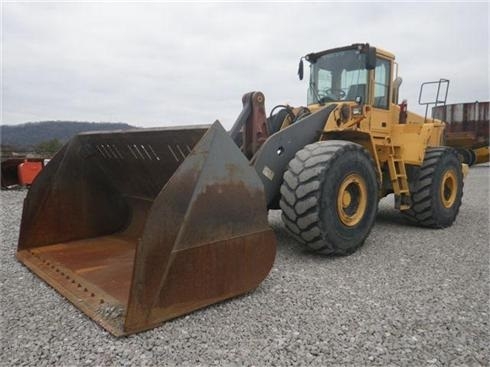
xmin=2 ymin=2 xmax=489 ymax=129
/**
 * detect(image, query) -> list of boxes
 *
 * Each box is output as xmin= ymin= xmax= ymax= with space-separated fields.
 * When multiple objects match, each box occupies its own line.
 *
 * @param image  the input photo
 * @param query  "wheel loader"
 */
xmin=16 ymin=43 xmax=465 ymax=336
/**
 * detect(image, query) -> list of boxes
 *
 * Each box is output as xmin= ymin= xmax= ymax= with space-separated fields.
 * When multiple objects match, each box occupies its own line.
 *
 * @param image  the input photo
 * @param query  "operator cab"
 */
xmin=300 ymin=43 xmax=394 ymax=109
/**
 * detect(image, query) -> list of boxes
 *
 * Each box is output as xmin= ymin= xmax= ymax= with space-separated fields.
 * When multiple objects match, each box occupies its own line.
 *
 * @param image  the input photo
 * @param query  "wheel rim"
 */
xmin=337 ymin=174 xmax=367 ymax=227
xmin=440 ymin=170 xmax=457 ymax=208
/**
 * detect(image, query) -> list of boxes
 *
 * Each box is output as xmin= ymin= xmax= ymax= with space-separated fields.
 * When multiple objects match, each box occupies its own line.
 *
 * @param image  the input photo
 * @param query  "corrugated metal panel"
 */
xmin=432 ymin=102 xmax=489 ymax=149
xmin=433 ymin=101 xmax=489 ymax=125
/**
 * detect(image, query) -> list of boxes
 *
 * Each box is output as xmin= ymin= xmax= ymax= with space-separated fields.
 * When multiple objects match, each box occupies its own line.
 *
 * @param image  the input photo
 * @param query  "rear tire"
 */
xmin=404 ymin=147 xmax=463 ymax=228
xmin=279 ymin=141 xmax=379 ymax=255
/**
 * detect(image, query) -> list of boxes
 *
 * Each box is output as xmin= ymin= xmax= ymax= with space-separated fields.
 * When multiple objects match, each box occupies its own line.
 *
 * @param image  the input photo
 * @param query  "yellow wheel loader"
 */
xmin=17 ymin=43 xmax=465 ymax=336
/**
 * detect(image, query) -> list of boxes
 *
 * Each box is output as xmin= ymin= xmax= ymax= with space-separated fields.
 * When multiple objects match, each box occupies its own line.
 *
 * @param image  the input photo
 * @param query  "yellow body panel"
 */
xmin=314 ymin=101 xmax=445 ymax=167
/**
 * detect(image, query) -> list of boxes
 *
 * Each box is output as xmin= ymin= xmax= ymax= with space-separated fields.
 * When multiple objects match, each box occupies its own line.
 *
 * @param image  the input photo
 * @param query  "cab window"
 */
xmin=374 ymin=58 xmax=390 ymax=109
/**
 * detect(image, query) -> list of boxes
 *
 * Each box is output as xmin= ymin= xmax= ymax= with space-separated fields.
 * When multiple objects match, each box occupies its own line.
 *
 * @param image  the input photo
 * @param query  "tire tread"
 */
xmin=404 ymin=147 xmax=463 ymax=228
xmin=280 ymin=140 xmax=378 ymax=255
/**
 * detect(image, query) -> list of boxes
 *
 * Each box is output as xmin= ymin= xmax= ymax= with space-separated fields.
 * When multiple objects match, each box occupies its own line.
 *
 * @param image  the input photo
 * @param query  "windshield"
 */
xmin=307 ymin=49 xmax=368 ymax=105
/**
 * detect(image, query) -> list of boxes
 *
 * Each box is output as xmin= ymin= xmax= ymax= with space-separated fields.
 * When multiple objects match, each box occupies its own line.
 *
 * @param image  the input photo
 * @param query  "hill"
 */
xmin=1 ymin=121 xmax=137 ymax=151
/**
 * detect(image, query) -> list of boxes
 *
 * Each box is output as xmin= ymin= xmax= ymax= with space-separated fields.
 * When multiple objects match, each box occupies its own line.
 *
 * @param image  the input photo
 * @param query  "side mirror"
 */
xmin=298 ymin=59 xmax=304 ymax=80
xmin=365 ymin=45 xmax=376 ymax=70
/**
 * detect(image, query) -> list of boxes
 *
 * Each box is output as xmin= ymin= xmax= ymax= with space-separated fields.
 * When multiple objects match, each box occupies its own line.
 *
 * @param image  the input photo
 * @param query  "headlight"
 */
xmin=351 ymin=106 xmax=363 ymax=116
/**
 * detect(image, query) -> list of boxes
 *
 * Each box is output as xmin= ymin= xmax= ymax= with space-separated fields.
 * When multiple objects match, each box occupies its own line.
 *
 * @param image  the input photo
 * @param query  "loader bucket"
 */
xmin=16 ymin=121 xmax=276 ymax=336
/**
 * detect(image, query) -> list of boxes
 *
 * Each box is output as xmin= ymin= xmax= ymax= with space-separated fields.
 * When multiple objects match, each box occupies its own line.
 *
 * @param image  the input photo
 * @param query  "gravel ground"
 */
xmin=1 ymin=165 xmax=488 ymax=366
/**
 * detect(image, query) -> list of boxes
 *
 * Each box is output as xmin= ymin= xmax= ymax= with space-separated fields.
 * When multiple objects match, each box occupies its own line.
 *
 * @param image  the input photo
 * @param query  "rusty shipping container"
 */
xmin=433 ymin=101 xmax=489 ymax=165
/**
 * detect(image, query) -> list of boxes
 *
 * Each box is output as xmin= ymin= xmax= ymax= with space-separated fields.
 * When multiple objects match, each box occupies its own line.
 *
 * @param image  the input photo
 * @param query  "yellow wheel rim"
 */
xmin=440 ymin=170 xmax=457 ymax=208
xmin=337 ymin=174 xmax=367 ymax=227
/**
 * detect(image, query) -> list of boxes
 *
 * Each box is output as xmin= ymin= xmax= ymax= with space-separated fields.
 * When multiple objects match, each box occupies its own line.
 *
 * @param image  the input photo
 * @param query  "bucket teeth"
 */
xmin=16 ymin=121 xmax=276 ymax=336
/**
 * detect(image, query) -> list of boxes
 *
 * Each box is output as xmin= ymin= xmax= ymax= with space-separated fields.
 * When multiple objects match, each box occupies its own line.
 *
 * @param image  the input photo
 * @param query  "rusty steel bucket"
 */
xmin=16 ymin=121 xmax=276 ymax=336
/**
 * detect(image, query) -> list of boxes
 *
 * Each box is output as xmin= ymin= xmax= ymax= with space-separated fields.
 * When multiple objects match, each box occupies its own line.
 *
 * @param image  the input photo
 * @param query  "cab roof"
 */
xmin=305 ymin=43 xmax=395 ymax=62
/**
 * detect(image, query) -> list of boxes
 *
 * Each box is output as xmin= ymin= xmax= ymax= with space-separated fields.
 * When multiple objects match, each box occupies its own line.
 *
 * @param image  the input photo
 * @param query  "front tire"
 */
xmin=279 ymin=141 xmax=379 ymax=255
xmin=404 ymin=147 xmax=463 ymax=228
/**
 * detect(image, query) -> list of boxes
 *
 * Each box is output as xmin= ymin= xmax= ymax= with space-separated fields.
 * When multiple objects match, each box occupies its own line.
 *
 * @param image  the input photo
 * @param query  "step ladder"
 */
xmin=387 ymin=145 xmax=411 ymax=210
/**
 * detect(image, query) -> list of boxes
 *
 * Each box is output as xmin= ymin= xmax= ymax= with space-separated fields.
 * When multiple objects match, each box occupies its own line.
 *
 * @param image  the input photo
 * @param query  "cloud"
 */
xmin=2 ymin=2 xmax=488 ymax=128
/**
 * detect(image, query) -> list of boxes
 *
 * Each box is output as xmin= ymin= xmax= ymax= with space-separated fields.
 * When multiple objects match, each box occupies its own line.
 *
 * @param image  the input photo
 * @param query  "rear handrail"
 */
xmin=418 ymin=78 xmax=450 ymax=122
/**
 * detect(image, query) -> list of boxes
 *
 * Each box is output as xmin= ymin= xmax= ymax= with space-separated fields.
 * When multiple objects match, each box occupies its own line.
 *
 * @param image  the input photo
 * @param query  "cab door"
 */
xmin=370 ymin=57 xmax=392 ymax=132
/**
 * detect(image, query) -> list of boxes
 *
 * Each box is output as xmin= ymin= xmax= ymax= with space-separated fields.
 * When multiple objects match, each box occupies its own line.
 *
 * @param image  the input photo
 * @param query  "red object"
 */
xmin=17 ymin=161 xmax=43 ymax=185
xmin=400 ymin=100 xmax=408 ymax=113
xmin=399 ymin=99 xmax=408 ymax=123
xmin=243 ymin=91 xmax=269 ymax=159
